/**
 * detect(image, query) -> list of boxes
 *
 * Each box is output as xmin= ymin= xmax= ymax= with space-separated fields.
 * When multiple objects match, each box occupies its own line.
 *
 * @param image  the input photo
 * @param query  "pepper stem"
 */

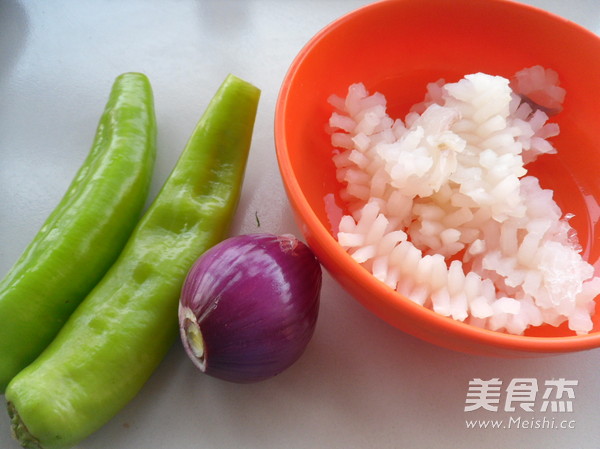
xmin=180 ymin=307 xmax=207 ymax=371
xmin=7 ymin=401 xmax=43 ymax=449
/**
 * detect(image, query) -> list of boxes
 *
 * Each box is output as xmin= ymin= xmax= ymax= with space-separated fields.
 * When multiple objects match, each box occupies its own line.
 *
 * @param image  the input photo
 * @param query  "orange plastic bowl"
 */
xmin=275 ymin=0 xmax=600 ymax=357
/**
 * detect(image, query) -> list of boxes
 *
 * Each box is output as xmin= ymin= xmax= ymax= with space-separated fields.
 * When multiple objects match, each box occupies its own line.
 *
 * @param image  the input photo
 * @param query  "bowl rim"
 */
xmin=274 ymin=0 xmax=600 ymax=355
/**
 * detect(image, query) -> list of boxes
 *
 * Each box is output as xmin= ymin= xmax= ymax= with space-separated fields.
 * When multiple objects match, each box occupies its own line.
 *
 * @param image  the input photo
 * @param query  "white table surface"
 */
xmin=2 ymin=1 xmax=600 ymax=448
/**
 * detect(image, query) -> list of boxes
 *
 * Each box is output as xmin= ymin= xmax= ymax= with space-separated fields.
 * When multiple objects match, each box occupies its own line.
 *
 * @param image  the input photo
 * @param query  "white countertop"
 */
xmin=2 ymin=1 xmax=600 ymax=448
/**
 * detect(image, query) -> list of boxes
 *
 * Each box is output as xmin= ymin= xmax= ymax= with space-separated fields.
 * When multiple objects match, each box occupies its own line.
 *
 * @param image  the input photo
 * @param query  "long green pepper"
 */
xmin=0 ymin=72 xmax=156 ymax=392
xmin=6 ymin=74 xmax=261 ymax=449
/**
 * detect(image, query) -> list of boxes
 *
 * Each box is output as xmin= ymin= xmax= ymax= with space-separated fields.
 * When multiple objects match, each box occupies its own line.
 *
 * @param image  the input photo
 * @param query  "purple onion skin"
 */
xmin=179 ymin=233 xmax=322 ymax=383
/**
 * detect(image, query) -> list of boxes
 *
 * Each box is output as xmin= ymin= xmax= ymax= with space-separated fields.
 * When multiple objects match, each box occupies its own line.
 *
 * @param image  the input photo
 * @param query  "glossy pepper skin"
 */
xmin=0 ymin=72 xmax=156 ymax=393
xmin=6 ymin=74 xmax=260 ymax=449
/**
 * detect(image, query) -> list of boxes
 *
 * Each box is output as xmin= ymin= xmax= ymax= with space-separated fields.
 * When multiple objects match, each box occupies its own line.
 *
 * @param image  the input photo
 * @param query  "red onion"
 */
xmin=178 ymin=233 xmax=322 ymax=383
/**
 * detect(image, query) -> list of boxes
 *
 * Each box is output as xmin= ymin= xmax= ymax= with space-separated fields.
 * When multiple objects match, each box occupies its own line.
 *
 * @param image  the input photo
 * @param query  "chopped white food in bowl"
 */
xmin=329 ymin=67 xmax=600 ymax=336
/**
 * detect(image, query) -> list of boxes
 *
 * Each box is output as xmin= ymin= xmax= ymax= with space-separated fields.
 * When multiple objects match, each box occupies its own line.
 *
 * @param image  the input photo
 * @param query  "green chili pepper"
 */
xmin=5 ymin=74 xmax=260 ymax=449
xmin=0 ymin=72 xmax=156 ymax=393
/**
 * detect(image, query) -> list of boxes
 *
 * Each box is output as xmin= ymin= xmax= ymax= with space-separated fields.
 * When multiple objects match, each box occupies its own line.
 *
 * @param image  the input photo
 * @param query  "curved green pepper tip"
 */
xmin=8 ymin=401 xmax=43 ymax=449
